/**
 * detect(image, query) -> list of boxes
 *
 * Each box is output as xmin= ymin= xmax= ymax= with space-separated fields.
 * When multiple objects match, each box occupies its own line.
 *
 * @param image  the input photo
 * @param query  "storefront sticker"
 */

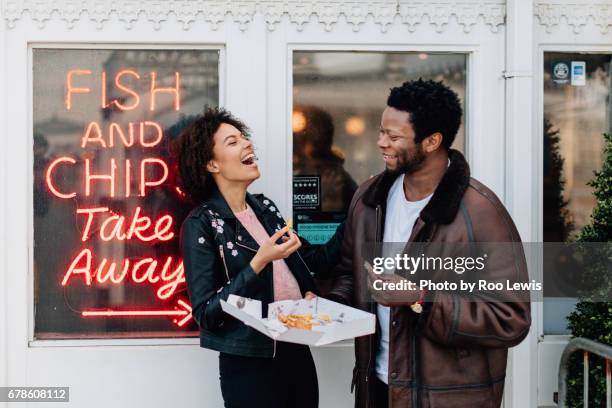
xmin=552 ymin=61 xmax=570 ymax=85
xmin=571 ymin=61 xmax=586 ymax=86
xmin=297 ymin=223 xmax=340 ymax=245
xmin=293 ymin=176 xmax=321 ymax=211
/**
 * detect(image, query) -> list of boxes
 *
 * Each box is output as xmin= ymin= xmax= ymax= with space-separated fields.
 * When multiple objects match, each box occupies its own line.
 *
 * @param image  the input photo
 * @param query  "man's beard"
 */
xmin=388 ymin=142 xmax=426 ymax=176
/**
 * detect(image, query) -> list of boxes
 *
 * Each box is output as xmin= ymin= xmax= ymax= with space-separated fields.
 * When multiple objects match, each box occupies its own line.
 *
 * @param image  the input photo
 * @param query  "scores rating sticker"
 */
xmin=293 ymin=176 xmax=321 ymax=211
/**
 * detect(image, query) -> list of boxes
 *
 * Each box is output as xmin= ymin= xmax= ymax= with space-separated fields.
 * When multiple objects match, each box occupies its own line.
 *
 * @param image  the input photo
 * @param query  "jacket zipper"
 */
xmin=218 ymin=244 xmax=230 ymax=282
xmin=295 ymin=250 xmax=313 ymax=277
xmin=234 ymin=220 xmax=258 ymax=252
xmin=412 ymin=331 xmax=418 ymax=407
xmin=235 ymin=241 xmax=257 ymax=253
xmin=365 ymin=205 xmax=383 ymax=407
xmin=236 ymin=221 xmax=313 ymax=295
xmin=411 ymin=227 xmax=433 ymax=408
xmin=234 ymin=221 xmax=278 ymax=358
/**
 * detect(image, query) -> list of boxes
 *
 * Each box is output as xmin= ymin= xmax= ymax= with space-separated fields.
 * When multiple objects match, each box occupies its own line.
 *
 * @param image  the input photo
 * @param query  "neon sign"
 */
xmin=79 ymin=121 xmax=164 ymax=148
xmin=46 ymin=157 xmax=169 ymax=199
xmin=82 ymin=300 xmax=192 ymax=327
xmin=62 ymin=249 xmax=184 ymax=300
xmin=47 ymin=68 xmax=192 ymax=328
xmin=65 ymin=69 xmax=181 ymax=112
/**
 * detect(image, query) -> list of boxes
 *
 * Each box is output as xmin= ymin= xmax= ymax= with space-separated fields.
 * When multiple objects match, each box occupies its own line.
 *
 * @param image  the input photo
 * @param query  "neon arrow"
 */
xmin=81 ymin=299 xmax=193 ymax=327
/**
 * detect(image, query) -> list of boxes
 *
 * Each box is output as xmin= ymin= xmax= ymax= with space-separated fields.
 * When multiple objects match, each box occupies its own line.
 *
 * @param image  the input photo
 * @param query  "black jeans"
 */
xmin=219 ymin=342 xmax=318 ymax=408
xmin=374 ymin=377 xmax=389 ymax=408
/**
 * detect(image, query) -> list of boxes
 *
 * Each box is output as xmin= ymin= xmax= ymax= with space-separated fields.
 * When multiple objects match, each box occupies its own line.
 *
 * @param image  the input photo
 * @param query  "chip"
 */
xmin=277 ymin=312 xmax=332 ymax=330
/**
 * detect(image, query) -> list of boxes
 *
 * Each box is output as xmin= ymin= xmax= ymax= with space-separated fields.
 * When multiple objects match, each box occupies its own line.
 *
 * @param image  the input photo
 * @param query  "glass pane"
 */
xmin=542 ymin=53 xmax=611 ymax=334
xmin=33 ymin=49 xmax=219 ymax=339
xmin=292 ymin=51 xmax=466 ymax=248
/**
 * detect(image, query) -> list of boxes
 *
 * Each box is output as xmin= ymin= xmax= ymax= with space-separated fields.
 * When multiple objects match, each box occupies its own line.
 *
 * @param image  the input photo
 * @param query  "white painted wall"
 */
xmin=504 ymin=1 xmax=538 ymax=407
xmin=0 ymin=3 xmax=8 ymax=403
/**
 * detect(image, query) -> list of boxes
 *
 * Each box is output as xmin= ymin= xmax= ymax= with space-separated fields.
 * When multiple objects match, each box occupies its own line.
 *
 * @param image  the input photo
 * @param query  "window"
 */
xmin=542 ymin=52 xmax=611 ymax=334
xmin=291 ymin=51 xmax=467 ymax=244
xmin=33 ymin=48 xmax=220 ymax=339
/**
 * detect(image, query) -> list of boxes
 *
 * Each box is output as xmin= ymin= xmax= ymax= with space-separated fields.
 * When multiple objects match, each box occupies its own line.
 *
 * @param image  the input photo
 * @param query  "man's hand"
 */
xmin=365 ymin=262 xmax=422 ymax=307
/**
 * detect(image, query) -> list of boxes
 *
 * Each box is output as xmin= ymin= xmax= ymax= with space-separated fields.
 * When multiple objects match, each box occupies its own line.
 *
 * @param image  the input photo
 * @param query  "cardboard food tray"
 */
xmin=220 ymin=295 xmax=376 ymax=346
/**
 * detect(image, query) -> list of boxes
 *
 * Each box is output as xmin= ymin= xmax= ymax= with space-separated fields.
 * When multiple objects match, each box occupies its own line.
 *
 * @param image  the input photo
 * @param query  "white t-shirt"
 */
xmin=375 ymin=174 xmax=433 ymax=384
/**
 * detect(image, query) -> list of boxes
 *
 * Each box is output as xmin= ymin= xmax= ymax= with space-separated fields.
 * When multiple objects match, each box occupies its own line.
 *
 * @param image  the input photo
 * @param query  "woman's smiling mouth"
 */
xmin=241 ymin=152 xmax=258 ymax=167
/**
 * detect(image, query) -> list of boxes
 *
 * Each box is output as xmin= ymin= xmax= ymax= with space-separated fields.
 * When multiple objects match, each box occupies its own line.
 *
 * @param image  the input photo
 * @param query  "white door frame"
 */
xmin=535 ymin=43 xmax=612 ymax=407
xmin=534 ymin=5 xmax=612 ymax=406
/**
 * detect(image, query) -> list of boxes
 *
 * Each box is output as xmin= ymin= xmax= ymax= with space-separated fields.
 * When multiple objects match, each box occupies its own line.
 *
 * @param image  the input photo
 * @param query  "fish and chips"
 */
xmin=277 ymin=312 xmax=332 ymax=330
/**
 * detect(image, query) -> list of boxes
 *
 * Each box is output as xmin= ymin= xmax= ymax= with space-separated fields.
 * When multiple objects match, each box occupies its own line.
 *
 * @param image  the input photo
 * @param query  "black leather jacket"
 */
xmin=180 ymin=188 xmax=343 ymax=357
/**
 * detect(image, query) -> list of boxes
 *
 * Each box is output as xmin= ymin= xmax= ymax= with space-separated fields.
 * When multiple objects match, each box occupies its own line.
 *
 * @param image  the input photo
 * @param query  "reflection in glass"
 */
xmin=33 ymin=49 xmax=219 ymax=339
xmin=293 ymin=52 xmax=466 ymax=187
xmin=292 ymin=52 xmax=467 ymax=294
xmin=542 ymin=53 xmax=611 ymax=334
xmin=544 ymin=53 xmax=611 ymax=237
xmin=293 ymin=105 xmax=358 ymax=213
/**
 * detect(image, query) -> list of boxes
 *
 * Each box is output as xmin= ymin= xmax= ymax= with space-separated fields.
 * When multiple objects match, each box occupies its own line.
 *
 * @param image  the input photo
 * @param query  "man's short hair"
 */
xmin=387 ymin=79 xmax=463 ymax=150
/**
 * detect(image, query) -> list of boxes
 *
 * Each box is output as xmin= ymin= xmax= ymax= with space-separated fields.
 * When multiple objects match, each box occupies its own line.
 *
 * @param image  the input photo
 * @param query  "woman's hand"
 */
xmin=249 ymin=226 xmax=302 ymax=274
xmin=304 ymin=291 xmax=316 ymax=300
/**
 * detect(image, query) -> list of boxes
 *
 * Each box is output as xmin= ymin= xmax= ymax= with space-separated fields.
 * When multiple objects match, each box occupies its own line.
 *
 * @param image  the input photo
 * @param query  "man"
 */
xmin=327 ymin=79 xmax=531 ymax=407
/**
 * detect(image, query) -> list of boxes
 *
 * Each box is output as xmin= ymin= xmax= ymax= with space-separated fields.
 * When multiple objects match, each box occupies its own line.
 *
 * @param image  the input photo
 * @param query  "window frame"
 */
xmin=536 ymin=45 xmax=612 ymax=340
xmin=284 ymin=44 xmax=478 ymax=217
xmin=27 ymin=43 xmax=226 ymax=347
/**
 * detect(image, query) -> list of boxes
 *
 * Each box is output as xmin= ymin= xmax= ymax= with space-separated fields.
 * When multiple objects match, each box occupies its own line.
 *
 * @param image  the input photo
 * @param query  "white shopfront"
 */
xmin=1 ymin=1 xmax=610 ymax=407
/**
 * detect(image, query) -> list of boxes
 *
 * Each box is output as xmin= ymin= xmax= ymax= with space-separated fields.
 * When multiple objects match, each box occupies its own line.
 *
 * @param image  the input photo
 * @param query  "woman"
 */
xmin=176 ymin=107 xmax=343 ymax=408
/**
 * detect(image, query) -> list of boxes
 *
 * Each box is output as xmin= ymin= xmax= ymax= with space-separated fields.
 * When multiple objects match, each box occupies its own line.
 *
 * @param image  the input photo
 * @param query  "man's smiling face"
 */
xmin=377 ymin=106 xmax=425 ymax=174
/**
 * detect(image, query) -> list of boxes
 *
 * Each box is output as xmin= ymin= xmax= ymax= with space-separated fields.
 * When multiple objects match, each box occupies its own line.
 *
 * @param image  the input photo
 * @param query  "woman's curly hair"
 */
xmin=173 ymin=106 xmax=250 ymax=203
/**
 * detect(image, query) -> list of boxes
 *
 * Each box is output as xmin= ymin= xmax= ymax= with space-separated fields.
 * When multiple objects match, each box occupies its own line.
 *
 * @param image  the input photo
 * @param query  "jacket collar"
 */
xmin=362 ymin=148 xmax=471 ymax=225
xmin=203 ymin=188 xmax=268 ymax=219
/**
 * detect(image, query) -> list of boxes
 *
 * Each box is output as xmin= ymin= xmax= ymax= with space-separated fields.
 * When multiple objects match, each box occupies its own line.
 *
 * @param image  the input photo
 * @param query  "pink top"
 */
xmin=234 ymin=205 xmax=302 ymax=301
